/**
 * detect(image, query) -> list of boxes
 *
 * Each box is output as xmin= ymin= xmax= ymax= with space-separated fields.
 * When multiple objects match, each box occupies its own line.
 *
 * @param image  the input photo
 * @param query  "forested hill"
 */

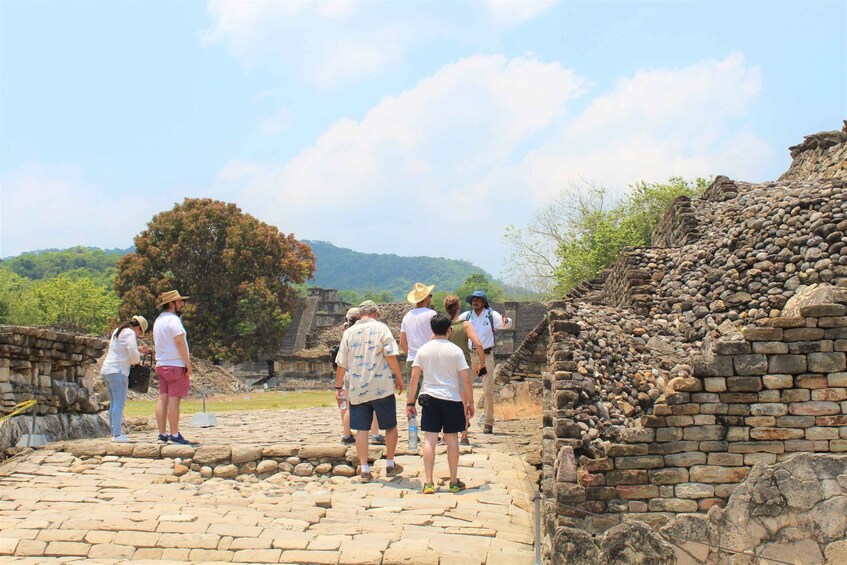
xmin=305 ymin=240 xmax=489 ymax=300
xmin=0 ymin=246 xmax=132 ymax=286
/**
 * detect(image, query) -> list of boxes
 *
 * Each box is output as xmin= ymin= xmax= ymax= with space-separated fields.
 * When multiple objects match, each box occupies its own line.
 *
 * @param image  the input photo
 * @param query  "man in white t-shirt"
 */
xmin=400 ymin=282 xmax=436 ymax=402
xmin=407 ymin=314 xmax=474 ymax=494
xmin=459 ymin=290 xmax=513 ymax=434
xmin=153 ymin=289 xmax=193 ymax=446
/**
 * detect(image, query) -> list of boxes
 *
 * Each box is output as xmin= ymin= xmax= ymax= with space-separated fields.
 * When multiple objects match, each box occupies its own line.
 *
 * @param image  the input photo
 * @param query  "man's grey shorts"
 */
xmin=349 ymin=395 xmax=397 ymax=431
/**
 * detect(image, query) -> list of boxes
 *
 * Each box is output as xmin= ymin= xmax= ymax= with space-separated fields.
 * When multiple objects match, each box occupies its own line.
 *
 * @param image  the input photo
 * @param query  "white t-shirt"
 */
xmin=412 ymin=339 xmax=469 ymax=402
xmin=400 ymin=307 xmax=436 ymax=361
xmin=459 ymin=307 xmax=509 ymax=349
xmin=153 ymin=312 xmax=188 ymax=367
xmin=335 ymin=318 xmax=399 ymax=405
xmin=101 ymin=327 xmax=141 ymax=377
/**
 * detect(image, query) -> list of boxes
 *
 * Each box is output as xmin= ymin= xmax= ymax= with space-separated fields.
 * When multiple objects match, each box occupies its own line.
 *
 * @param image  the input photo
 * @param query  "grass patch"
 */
xmin=124 ymin=390 xmax=336 ymax=417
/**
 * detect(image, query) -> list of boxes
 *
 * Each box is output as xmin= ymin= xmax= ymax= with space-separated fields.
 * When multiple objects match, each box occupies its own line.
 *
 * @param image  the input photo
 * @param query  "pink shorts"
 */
xmin=157 ymin=366 xmax=190 ymax=398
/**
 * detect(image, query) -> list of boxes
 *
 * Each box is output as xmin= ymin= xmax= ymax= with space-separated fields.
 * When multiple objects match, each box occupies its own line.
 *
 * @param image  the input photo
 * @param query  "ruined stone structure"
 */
xmin=0 ymin=326 xmax=108 ymax=450
xmin=240 ymin=287 xmax=548 ymax=389
xmin=518 ymin=123 xmax=847 ymax=562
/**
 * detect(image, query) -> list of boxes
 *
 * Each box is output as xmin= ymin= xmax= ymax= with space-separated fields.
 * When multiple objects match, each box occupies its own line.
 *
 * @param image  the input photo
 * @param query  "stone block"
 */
xmin=605 ymin=470 xmax=648 ymax=485
xmin=699 ymin=441 xmax=729 ymax=452
xmin=648 ymin=468 xmax=689 ymax=485
xmin=753 ymin=341 xmax=789 ymax=354
xmin=230 ymin=445 xmax=263 ymax=464
xmin=614 ymin=456 xmax=665 ymax=470
xmin=555 ymin=446 xmax=577 ymax=482
xmin=714 ymin=341 xmax=751 ymax=355
xmin=734 ymin=354 xmax=767 ymax=375
xmin=768 ymin=355 xmax=807 ymax=374
xmin=707 ymin=453 xmax=743 ymax=466
xmin=744 ymin=453 xmax=777 ymax=465
xmin=703 ymin=377 xmax=727 ymax=392
xmin=700 ymin=403 xmax=729 ymax=415
xmin=789 ymin=341 xmax=822 ymax=354
xmin=812 ymin=388 xmax=847 ymax=401
xmin=743 ymin=327 xmax=783 ymax=341
xmin=782 ymin=389 xmax=812 ymax=402
xmin=299 ymin=444 xmax=348 ymax=459
xmin=648 ymin=440 xmax=698 ymax=455
xmin=689 ymin=465 xmax=750 ymax=484
xmin=758 ymin=390 xmax=781 ymax=402
xmin=784 ymin=328 xmax=825 ymax=341
xmin=649 ymin=498 xmax=698 ymax=512
xmin=671 ymin=404 xmax=700 ymax=415
xmin=750 ymin=403 xmax=788 ymax=416
xmin=831 ymin=440 xmax=847 ymax=452
xmin=818 ymin=316 xmax=847 ymax=328
xmin=584 ymin=486 xmax=617 ymax=500
xmin=726 ymin=427 xmax=750 ymax=441
xmin=693 ymin=415 xmax=717 ymax=425
xmin=262 ymin=444 xmax=299 ymax=457
xmin=692 ymin=393 xmax=721 ymax=403
xmin=605 ymin=444 xmax=648 ymax=457
xmin=617 ymin=428 xmax=655 ymax=443
xmin=799 ymin=304 xmax=847 ymax=317
xmin=683 ymin=426 xmax=725 ymax=441
xmin=726 ymin=377 xmax=763 ymax=392
xmin=193 ymin=446 xmax=232 ymax=466
xmin=666 ymin=416 xmax=694 ymax=427
xmin=615 ymin=485 xmax=659 ymax=499
xmin=762 ymin=374 xmax=793 ymax=389
xmin=805 ymin=427 xmax=839 ymax=440
xmin=808 ymin=352 xmax=847 ymax=372
xmin=784 ymin=440 xmax=829 ymax=452
xmin=776 ymin=416 xmax=816 ymax=428
xmin=788 ymin=401 xmax=841 ymax=416
xmin=745 ymin=416 xmax=776 ymax=427
xmin=827 ymin=372 xmax=847 ymax=387
xmin=720 ymin=393 xmax=758 ymax=404
xmin=815 ymin=415 xmax=847 ymax=426
xmin=675 ymin=483 xmax=715 ymax=499
xmin=750 ymin=427 xmax=805 ymax=440
xmin=728 ymin=441 xmax=785 ymax=454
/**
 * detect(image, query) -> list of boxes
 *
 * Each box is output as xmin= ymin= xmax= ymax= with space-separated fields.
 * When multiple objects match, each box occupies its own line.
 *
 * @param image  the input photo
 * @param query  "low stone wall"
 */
xmin=779 ymin=121 xmax=847 ymax=182
xmin=548 ymin=453 xmax=847 ymax=565
xmin=54 ymin=441 xmax=390 ymax=483
xmin=547 ymin=301 xmax=847 ymax=535
xmin=651 ymin=196 xmax=700 ymax=248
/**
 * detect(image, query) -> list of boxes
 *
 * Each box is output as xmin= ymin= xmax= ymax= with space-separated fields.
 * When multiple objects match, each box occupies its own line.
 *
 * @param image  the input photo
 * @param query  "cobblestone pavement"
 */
xmin=0 ymin=400 xmax=540 ymax=564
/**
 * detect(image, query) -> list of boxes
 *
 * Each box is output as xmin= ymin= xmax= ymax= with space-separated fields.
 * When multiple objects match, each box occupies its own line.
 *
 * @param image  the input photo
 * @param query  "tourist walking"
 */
xmin=153 ymin=290 xmax=193 ymax=445
xmin=399 ymin=282 xmax=436 ymax=400
xmin=444 ymin=295 xmax=485 ymax=445
xmin=100 ymin=315 xmax=149 ymax=442
xmin=459 ymin=290 xmax=512 ymax=434
xmin=406 ymin=314 xmax=474 ymax=493
xmin=334 ymin=300 xmax=405 ymax=481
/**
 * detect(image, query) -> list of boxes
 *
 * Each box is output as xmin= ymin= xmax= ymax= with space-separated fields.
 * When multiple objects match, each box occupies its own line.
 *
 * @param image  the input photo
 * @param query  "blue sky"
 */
xmin=1 ymin=1 xmax=845 ymax=281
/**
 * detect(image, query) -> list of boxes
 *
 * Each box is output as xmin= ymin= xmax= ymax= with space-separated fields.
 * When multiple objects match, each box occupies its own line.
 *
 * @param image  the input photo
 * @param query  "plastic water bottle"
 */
xmin=408 ymin=416 xmax=418 ymax=451
xmin=338 ymin=390 xmax=347 ymax=410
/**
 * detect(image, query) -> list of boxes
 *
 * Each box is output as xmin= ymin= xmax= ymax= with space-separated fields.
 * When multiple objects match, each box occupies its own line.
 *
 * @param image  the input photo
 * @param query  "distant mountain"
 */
xmin=305 ymin=240 xmax=490 ymax=300
xmin=0 ymin=246 xmax=133 ymax=286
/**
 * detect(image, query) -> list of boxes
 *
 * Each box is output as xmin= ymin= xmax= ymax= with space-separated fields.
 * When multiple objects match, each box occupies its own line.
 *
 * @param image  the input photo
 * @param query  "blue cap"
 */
xmin=465 ymin=290 xmax=489 ymax=306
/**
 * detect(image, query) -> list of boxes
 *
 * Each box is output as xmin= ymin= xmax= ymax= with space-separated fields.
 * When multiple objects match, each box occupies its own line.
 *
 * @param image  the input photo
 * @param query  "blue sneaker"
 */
xmin=157 ymin=433 xmax=169 ymax=444
xmin=168 ymin=432 xmax=192 ymax=445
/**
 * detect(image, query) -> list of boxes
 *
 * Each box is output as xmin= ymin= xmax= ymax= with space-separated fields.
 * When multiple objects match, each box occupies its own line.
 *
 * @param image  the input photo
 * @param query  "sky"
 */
xmin=1 ymin=1 xmax=845 ymax=281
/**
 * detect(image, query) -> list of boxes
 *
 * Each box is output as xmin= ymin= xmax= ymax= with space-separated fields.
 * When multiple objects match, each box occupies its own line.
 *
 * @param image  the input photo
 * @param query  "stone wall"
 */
xmin=549 ymin=453 xmax=847 ymax=564
xmin=779 ymin=121 xmax=847 ymax=182
xmin=651 ymin=195 xmax=701 ymax=248
xmin=0 ymin=326 xmax=108 ymax=449
xmin=546 ymin=299 xmax=847 ymax=537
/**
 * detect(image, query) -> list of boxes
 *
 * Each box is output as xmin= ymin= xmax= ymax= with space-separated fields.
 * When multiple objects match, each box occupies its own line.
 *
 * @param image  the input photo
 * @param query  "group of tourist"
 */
xmin=100 ymin=289 xmax=193 ymax=445
xmin=333 ymin=282 xmax=512 ymax=491
xmin=100 ymin=281 xmax=513 ymax=494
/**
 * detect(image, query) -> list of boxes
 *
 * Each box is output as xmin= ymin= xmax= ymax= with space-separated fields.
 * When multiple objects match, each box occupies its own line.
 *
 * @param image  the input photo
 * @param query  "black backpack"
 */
xmin=329 ymin=343 xmax=340 ymax=374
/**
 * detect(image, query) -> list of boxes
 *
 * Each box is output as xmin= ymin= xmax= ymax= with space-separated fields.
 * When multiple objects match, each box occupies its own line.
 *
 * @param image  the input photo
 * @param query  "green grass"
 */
xmin=123 ymin=391 xmax=336 ymax=417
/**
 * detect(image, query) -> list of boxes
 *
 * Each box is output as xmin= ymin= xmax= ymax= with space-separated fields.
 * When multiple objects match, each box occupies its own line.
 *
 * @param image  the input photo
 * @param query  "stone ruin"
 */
xmin=494 ymin=122 xmax=847 ymax=562
xmin=0 ymin=326 xmax=108 ymax=452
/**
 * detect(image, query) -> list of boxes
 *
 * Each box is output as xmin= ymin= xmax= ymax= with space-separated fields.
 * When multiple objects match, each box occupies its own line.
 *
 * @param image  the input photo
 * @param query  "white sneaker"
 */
xmin=112 ymin=434 xmax=132 ymax=443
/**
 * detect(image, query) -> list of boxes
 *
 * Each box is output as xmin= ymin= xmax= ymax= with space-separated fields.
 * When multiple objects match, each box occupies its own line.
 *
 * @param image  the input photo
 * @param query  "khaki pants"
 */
xmin=470 ymin=352 xmax=496 ymax=426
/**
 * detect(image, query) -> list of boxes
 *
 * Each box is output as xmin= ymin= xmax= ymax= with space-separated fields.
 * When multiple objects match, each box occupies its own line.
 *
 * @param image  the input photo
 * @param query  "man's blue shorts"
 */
xmin=349 ymin=394 xmax=397 ymax=431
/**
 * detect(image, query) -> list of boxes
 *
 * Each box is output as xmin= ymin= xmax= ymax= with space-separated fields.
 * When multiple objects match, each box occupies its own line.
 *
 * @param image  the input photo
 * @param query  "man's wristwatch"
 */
xmin=406 ymin=403 xmax=415 ymax=407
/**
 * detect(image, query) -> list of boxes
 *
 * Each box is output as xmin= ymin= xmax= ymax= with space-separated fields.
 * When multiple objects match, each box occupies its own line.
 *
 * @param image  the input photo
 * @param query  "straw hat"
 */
xmin=407 ymin=282 xmax=435 ymax=304
xmin=156 ymin=290 xmax=190 ymax=307
xmin=131 ymin=315 xmax=149 ymax=334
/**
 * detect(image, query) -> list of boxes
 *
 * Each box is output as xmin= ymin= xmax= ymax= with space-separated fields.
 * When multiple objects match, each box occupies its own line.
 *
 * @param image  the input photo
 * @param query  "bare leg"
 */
xmin=341 ymin=408 xmax=351 ymax=436
xmin=370 ymin=414 xmax=379 ymax=435
xmin=156 ymin=394 xmax=169 ymax=434
xmin=384 ymin=426 xmax=398 ymax=460
xmin=423 ymin=431 xmax=438 ymax=484
xmin=167 ymin=397 xmax=181 ymax=435
xmin=444 ymin=433 xmax=460 ymax=482
xmin=356 ymin=429 xmax=369 ymax=467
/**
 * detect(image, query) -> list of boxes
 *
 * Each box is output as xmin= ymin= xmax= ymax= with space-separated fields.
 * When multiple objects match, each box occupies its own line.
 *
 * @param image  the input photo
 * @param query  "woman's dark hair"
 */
xmin=112 ymin=319 xmax=142 ymax=340
xmin=444 ymin=295 xmax=461 ymax=319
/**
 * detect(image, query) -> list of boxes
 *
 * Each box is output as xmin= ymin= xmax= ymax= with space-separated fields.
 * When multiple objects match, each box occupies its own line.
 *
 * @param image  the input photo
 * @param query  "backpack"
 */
xmin=329 ymin=343 xmax=341 ymax=374
xmin=460 ymin=308 xmax=496 ymax=347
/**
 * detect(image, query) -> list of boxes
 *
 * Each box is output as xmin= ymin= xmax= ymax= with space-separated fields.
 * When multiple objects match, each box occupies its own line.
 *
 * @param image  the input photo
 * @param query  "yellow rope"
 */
xmin=0 ymin=399 xmax=37 ymax=426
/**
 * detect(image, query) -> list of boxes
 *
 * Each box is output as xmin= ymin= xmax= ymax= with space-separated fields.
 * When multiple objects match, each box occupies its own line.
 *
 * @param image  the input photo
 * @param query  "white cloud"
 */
xmin=210 ymin=53 xmax=772 ymax=276
xmin=201 ymin=1 xmax=557 ymax=88
xmin=487 ymin=0 xmax=559 ymax=25
xmin=260 ymin=109 xmax=292 ymax=135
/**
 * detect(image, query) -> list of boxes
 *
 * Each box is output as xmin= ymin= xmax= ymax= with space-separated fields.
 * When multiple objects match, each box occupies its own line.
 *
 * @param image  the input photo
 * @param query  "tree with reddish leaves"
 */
xmin=114 ymin=198 xmax=315 ymax=362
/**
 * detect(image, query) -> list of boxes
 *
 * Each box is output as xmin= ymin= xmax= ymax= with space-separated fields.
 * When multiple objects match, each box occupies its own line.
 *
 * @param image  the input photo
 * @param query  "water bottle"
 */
xmin=338 ymin=390 xmax=347 ymax=410
xmin=408 ymin=416 xmax=418 ymax=451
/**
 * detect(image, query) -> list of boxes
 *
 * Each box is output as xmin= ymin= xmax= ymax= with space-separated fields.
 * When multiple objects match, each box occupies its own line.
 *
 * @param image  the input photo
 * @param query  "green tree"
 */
xmin=32 ymin=275 xmax=120 ymax=333
xmin=453 ymin=273 xmax=505 ymax=306
xmin=114 ymin=198 xmax=315 ymax=362
xmin=0 ymin=270 xmax=44 ymax=326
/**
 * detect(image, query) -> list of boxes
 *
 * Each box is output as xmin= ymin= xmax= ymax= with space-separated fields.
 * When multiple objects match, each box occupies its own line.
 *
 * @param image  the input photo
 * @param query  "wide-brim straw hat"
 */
xmin=157 ymin=290 xmax=190 ymax=307
xmin=407 ymin=282 xmax=435 ymax=304
xmin=131 ymin=315 xmax=149 ymax=334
